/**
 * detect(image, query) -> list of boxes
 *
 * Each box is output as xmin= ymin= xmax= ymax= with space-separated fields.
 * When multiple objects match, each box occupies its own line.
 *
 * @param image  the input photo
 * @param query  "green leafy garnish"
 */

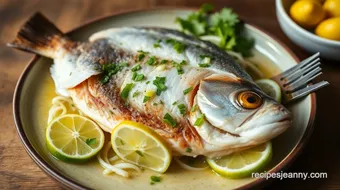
xmin=175 ymin=4 xmax=254 ymax=57
xmin=120 ymin=83 xmax=134 ymax=100
xmin=85 ymin=138 xmax=96 ymax=145
xmin=176 ymin=65 xmax=184 ymax=75
xmin=160 ymin=60 xmax=169 ymax=64
xmin=146 ymin=56 xmax=157 ymax=65
xmin=133 ymin=91 xmax=140 ymax=98
xmin=172 ymin=101 xmax=178 ymax=105
xmin=131 ymin=64 xmax=141 ymax=71
xmin=137 ymin=50 xmax=149 ymax=61
xmin=163 ymin=113 xmax=177 ymax=127
xmin=191 ymin=104 xmax=198 ymax=112
xmin=194 ymin=114 xmax=205 ymax=126
xmin=150 ymin=175 xmax=162 ymax=185
xmin=101 ymin=62 xmax=128 ymax=84
xmin=177 ymin=104 xmax=186 ymax=115
xmin=186 ymin=147 xmax=192 ymax=153
xmin=166 ymin=39 xmax=186 ymax=53
xmin=183 ymin=87 xmax=193 ymax=95
xmin=143 ymin=96 xmax=151 ymax=103
xmin=153 ymin=77 xmax=167 ymax=96
xmin=153 ymin=39 xmax=161 ymax=48
xmin=132 ymin=72 xmax=145 ymax=81
xmin=198 ymin=63 xmax=210 ymax=68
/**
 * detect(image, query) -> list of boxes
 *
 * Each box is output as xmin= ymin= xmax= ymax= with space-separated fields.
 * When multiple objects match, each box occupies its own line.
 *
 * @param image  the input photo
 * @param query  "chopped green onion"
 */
xmin=177 ymin=104 xmax=186 ymax=115
xmin=166 ymin=39 xmax=186 ymax=53
xmin=131 ymin=64 xmax=141 ymax=71
xmin=150 ymin=175 xmax=162 ymax=185
xmin=198 ymin=63 xmax=210 ymax=68
xmin=132 ymin=72 xmax=145 ymax=81
xmin=194 ymin=114 xmax=205 ymax=126
xmin=143 ymin=96 xmax=151 ymax=103
xmin=137 ymin=50 xmax=149 ymax=61
xmin=101 ymin=62 xmax=129 ymax=84
xmin=146 ymin=56 xmax=157 ymax=65
xmin=163 ymin=113 xmax=177 ymax=127
xmin=183 ymin=87 xmax=193 ymax=95
xmin=146 ymin=81 xmax=150 ymax=84
xmin=153 ymin=39 xmax=161 ymax=48
xmin=176 ymin=65 xmax=184 ymax=75
xmin=172 ymin=101 xmax=178 ymax=105
xmin=120 ymin=83 xmax=134 ymax=100
xmin=186 ymin=147 xmax=192 ymax=153
xmin=132 ymin=91 xmax=140 ymax=98
xmin=179 ymin=60 xmax=187 ymax=65
xmin=160 ymin=60 xmax=169 ymax=64
xmin=153 ymin=77 xmax=167 ymax=96
xmin=191 ymin=104 xmax=198 ymax=112
xmin=85 ymin=138 xmax=96 ymax=145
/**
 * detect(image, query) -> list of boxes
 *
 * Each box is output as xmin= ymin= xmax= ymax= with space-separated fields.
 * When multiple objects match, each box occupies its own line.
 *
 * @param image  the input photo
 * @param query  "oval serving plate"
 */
xmin=13 ymin=8 xmax=316 ymax=190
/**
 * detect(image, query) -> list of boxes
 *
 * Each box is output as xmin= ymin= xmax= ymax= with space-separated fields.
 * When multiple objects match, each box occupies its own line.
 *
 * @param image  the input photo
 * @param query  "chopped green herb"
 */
xmin=146 ymin=81 xmax=150 ymax=84
xmin=120 ymin=139 xmax=125 ymax=145
xmin=153 ymin=39 xmax=162 ymax=48
xmin=198 ymin=63 xmax=210 ymax=68
xmin=135 ymin=150 xmax=144 ymax=157
xmin=194 ymin=114 xmax=205 ymax=126
xmin=191 ymin=104 xmax=198 ymax=112
xmin=172 ymin=101 xmax=178 ymax=105
xmin=143 ymin=96 xmax=151 ymax=103
xmin=69 ymin=72 xmax=72 ymax=76
xmin=177 ymin=104 xmax=186 ymax=115
xmin=153 ymin=77 xmax=167 ymax=96
xmin=120 ymin=83 xmax=134 ymax=100
xmin=166 ymin=39 xmax=186 ymax=53
xmin=163 ymin=113 xmax=177 ymax=127
xmin=159 ymin=100 xmax=164 ymax=105
xmin=186 ymin=147 xmax=192 ymax=153
xmin=133 ymin=91 xmax=140 ymax=98
xmin=176 ymin=65 xmax=184 ymax=75
xmin=146 ymin=56 xmax=157 ymax=65
xmin=151 ymin=175 xmax=162 ymax=182
xmin=179 ymin=60 xmax=187 ymax=65
xmin=101 ymin=62 xmax=129 ymax=84
xmin=160 ymin=60 xmax=169 ymax=64
xmin=183 ymin=87 xmax=193 ymax=95
xmin=85 ymin=138 xmax=96 ymax=145
xmin=131 ymin=64 xmax=141 ymax=71
xmin=137 ymin=50 xmax=149 ymax=61
xmin=132 ymin=72 xmax=145 ymax=81
xmin=153 ymin=102 xmax=158 ymax=106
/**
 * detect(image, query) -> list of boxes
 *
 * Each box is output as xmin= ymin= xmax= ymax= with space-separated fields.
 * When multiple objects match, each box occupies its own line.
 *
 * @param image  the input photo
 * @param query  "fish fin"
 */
xmin=7 ymin=12 xmax=70 ymax=58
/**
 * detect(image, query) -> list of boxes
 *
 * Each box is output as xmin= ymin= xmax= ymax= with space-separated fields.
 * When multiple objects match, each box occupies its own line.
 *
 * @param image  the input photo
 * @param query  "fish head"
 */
xmin=195 ymin=73 xmax=292 ymax=145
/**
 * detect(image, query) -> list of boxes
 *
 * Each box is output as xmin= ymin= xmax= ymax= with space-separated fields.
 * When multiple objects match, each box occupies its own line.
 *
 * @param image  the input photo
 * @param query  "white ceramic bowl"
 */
xmin=276 ymin=0 xmax=340 ymax=61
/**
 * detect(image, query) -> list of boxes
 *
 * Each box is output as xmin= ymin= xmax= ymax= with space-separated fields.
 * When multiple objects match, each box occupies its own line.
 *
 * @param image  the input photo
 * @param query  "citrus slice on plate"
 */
xmin=206 ymin=141 xmax=272 ymax=179
xmin=255 ymin=79 xmax=282 ymax=103
xmin=174 ymin=156 xmax=209 ymax=171
xmin=46 ymin=114 xmax=105 ymax=163
xmin=111 ymin=121 xmax=172 ymax=173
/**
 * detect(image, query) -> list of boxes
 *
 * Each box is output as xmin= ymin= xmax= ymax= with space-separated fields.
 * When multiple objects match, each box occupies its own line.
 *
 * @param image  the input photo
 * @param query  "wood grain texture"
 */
xmin=0 ymin=0 xmax=339 ymax=189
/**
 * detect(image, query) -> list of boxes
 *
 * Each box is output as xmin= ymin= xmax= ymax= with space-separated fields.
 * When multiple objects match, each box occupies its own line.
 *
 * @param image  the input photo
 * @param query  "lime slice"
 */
xmin=206 ymin=142 xmax=272 ymax=179
xmin=255 ymin=79 xmax=282 ymax=103
xmin=46 ymin=114 xmax=105 ymax=163
xmin=111 ymin=121 xmax=172 ymax=173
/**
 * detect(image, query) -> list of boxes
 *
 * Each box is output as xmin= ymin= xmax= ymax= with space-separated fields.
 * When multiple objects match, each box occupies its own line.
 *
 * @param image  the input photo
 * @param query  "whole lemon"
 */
xmin=323 ymin=0 xmax=340 ymax=17
xmin=290 ymin=0 xmax=326 ymax=28
xmin=315 ymin=17 xmax=340 ymax=41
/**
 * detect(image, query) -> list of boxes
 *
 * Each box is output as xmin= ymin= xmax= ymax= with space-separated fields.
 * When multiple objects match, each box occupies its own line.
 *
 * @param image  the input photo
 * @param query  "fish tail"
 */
xmin=7 ymin=12 xmax=70 ymax=58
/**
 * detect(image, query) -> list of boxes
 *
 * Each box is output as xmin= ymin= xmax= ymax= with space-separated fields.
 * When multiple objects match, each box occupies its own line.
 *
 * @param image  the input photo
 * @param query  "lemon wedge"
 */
xmin=111 ymin=121 xmax=172 ymax=173
xmin=206 ymin=142 xmax=272 ymax=178
xmin=46 ymin=114 xmax=105 ymax=163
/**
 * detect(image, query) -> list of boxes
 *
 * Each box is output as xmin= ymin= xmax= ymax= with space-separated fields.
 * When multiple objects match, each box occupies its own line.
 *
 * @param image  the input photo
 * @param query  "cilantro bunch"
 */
xmin=176 ymin=3 xmax=254 ymax=57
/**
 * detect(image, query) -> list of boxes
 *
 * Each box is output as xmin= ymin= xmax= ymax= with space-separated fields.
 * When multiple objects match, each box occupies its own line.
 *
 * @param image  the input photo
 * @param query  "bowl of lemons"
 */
xmin=276 ymin=0 xmax=340 ymax=60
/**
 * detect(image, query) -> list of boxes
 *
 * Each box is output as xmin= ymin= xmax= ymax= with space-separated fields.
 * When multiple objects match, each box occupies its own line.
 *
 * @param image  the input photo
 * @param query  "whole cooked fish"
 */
xmin=9 ymin=13 xmax=292 ymax=157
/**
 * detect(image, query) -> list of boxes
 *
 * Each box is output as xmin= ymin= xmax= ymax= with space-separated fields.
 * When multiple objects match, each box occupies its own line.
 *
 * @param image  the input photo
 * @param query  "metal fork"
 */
xmin=271 ymin=52 xmax=329 ymax=104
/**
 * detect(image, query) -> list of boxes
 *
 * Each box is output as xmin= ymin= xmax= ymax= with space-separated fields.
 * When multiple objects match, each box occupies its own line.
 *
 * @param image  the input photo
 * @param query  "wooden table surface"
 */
xmin=1 ymin=0 xmax=339 ymax=189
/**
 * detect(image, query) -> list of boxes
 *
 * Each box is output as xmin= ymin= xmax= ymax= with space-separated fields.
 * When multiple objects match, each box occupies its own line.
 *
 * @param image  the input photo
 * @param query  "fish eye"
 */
xmin=237 ymin=91 xmax=262 ymax=109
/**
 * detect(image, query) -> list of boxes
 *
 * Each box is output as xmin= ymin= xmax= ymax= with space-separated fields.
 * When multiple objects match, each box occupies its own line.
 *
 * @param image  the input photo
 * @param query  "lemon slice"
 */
xmin=174 ymin=156 xmax=209 ymax=171
xmin=255 ymin=79 xmax=282 ymax=103
xmin=206 ymin=142 xmax=272 ymax=179
xmin=46 ymin=114 xmax=105 ymax=163
xmin=111 ymin=121 xmax=172 ymax=173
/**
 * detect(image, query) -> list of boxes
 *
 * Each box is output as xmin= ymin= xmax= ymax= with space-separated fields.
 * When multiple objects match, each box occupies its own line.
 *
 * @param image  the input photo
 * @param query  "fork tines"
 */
xmin=271 ymin=52 xmax=329 ymax=104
